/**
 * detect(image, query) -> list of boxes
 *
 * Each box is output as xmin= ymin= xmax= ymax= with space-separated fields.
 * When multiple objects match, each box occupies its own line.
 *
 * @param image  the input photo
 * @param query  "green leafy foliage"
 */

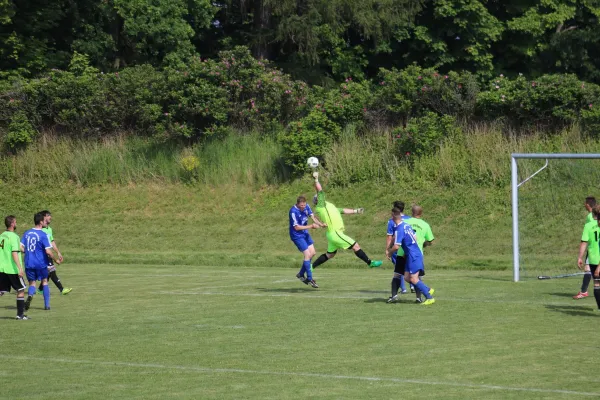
xmin=393 ymin=111 xmax=461 ymax=158
xmin=279 ymin=110 xmax=341 ymax=173
xmin=4 ymin=110 xmax=35 ymax=150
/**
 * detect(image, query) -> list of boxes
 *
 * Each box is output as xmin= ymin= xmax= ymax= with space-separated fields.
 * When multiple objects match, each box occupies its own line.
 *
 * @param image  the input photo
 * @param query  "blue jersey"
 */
xmin=386 ymin=215 xmax=411 ymax=235
xmin=394 ymin=221 xmax=423 ymax=263
xmin=289 ymin=204 xmax=313 ymax=240
xmin=21 ymin=228 xmax=52 ymax=269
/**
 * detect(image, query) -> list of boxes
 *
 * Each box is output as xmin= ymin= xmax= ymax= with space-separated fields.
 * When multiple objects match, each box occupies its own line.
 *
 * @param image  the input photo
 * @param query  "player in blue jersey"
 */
xmin=37 ymin=210 xmax=71 ymax=295
xmin=386 ymin=207 xmax=435 ymax=305
xmin=385 ymin=201 xmax=411 ymax=303
xmin=290 ymin=195 xmax=326 ymax=288
xmin=21 ymin=212 xmax=60 ymax=311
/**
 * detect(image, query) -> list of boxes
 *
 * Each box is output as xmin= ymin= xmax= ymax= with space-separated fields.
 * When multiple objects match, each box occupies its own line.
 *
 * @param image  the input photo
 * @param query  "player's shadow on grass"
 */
xmin=256 ymin=287 xmax=317 ymax=293
xmin=547 ymin=292 xmax=577 ymax=298
xmin=2 ymin=305 xmax=16 ymax=310
xmin=545 ymin=304 xmax=599 ymax=317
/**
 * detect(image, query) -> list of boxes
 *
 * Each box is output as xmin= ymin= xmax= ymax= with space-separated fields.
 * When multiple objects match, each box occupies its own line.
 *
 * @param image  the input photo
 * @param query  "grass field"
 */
xmin=2 ymin=263 xmax=599 ymax=399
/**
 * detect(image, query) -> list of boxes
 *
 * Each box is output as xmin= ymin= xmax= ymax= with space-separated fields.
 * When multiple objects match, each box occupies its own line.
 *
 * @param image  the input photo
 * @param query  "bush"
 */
xmin=393 ymin=112 xmax=461 ymax=158
xmin=319 ymin=79 xmax=372 ymax=127
xmin=476 ymin=73 xmax=600 ymax=130
xmin=4 ymin=111 xmax=36 ymax=151
xmin=279 ymin=110 xmax=341 ymax=173
xmin=374 ymin=65 xmax=478 ymax=125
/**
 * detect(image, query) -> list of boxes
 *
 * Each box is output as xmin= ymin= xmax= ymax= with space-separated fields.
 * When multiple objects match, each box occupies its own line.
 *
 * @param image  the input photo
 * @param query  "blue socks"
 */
xmin=414 ymin=280 xmax=432 ymax=299
xmin=43 ymin=285 xmax=50 ymax=309
xmin=303 ymin=260 xmax=312 ymax=280
xmin=28 ymin=285 xmax=36 ymax=297
xmin=399 ymin=275 xmax=406 ymax=292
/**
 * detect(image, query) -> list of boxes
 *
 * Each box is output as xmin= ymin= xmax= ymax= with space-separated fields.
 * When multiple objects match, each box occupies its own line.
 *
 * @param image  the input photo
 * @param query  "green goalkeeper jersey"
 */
xmin=42 ymin=226 xmax=54 ymax=242
xmin=315 ymin=191 xmax=345 ymax=232
xmin=406 ymin=217 xmax=434 ymax=251
xmin=0 ymin=231 xmax=21 ymax=274
xmin=581 ymin=220 xmax=600 ymax=265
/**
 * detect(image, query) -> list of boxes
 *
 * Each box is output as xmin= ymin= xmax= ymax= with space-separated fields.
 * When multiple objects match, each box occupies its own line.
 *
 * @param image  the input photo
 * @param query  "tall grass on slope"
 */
xmin=0 ymin=134 xmax=287 ymax=186
xmin=324 ymin=124 xmax=600 ymax=188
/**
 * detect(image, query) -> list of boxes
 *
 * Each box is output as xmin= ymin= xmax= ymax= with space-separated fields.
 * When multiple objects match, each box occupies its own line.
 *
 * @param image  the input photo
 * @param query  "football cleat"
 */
xmin=61 ymin=288 xmax=72 ymax=295
xmin=410 ymin=287 xmax=416 ymax=293
xmin=44 ymin=307 xmax=51 ymax=310
xmin=421 ymin=298 xmax=436 ymax=306
xmin=369 ymin=260 xmax=383 ymax=268
xmin=16 ymin=315 xmax=30 ymax=320
xmin=387 ymin=295 xmax=399 ymax=303
xmin=573 ymin=291 xmax=588 ymax=299
xmin=415 ymin=298 xmax=423 ymax=304
xmin=307 ymin=279 xmax=319 ymax=288
xmin=37 ymin=289 xmax=43 ymax=295
xmin=400 ymin=290 xmax=407 ymax=294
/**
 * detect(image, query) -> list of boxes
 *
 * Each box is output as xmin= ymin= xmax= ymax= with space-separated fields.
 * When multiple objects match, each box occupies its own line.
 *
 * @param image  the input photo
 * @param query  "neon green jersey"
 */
xmin=315 ymin=191 xmax=345 ymax=232
xmin=42 ymin=226 xmax=54 ymax=242
xmin=0 ymin=231 xmax=22 ymax=274
xmin=581 ymin=220 xmax=600 ymax=265
xmin=406 ymin=217 xmax=434 ymax=251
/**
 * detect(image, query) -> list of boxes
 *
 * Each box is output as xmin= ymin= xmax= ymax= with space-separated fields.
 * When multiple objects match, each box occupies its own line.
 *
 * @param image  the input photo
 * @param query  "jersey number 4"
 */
xmin=0 ymin=239 xmax=4 ymax=249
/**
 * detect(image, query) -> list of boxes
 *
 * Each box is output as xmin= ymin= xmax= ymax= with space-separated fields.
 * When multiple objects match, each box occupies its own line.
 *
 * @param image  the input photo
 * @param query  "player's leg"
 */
xmin=574 ymin=264 xmax=592 ymax=299
xmin=24 ymin=268 xmax=38 ymax=311
xmin=592 ymin=265 xmax=600 ymax=310
xmin=347 ymin=239 xmax=382 ymax=268
xmin=388 ymin=255 xmax=406 ymax=303
xmin=10 ymin=274 xmax=28 ymax=319
xmin=414 ymin=269 xmax=426 ymax=301
xmin=293 ymin=237 xmax=310 ymax=281
xmin=406 ymin=261 xmax=434 ymax=304
xmin=312 ymin=231 xmax=338 ymax=269
xmin=40 ymin=268 xmax=51 ymax=310
xmin=48 ymin=264 xmax=69 ymax=294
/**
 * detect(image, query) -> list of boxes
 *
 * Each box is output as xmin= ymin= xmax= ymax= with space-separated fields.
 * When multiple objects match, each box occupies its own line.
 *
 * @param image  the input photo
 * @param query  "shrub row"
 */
xmin=2 ymin=48 xmax=600 ymax=173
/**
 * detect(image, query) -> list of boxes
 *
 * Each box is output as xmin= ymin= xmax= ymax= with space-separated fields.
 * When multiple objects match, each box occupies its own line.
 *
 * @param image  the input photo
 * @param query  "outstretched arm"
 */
xmin=313 ymin=171 xmax=322 ymax=192
xmin=341 ymin=208 xmax=364 ymax=215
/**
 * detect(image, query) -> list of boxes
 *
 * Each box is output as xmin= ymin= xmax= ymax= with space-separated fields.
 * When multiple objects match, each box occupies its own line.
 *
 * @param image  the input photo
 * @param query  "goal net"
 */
xmin=512 ymin=154 xmax=600 ymax=281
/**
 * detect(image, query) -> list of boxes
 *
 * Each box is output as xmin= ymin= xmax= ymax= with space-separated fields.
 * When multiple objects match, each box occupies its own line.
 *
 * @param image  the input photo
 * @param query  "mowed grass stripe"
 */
xmin=3 ymin=263 xmax=599 ymax=399
xmin=1 ymin=354 xmax=599 ymax=397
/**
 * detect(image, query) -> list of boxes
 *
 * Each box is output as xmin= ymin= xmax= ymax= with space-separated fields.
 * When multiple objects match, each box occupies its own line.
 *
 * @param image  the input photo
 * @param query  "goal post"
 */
xmin=511 ymin=153 xmax=600 ymax=282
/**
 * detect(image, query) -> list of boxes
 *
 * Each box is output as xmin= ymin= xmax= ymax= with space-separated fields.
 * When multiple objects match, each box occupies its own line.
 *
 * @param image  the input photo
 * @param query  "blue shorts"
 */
xmin=291 ymin=233 xmax=314 ymax=252
xmin=406 ymin=257 xmax=424 ymax=275
xmin=390 ymin=253 xmax=397 ymax=266
xmin=25 ymin=268 xmax=49 ymax=282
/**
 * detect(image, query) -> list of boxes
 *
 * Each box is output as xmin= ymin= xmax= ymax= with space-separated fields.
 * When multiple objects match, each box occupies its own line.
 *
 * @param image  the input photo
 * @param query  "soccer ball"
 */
xmin=307 ymin=157 xmax=319 ymax=169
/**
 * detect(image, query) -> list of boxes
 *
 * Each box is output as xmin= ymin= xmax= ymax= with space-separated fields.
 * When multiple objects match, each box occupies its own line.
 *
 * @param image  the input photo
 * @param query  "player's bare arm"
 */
xmin=577 ymin=241 xmax=588 ymax=269
xmin=12 ymin=251 xmax=24 ymax=277
xmin=46 ymin=248 xmax=60 ymax=265
xmin=310 ymin=214 xmax=326 ymax=228
xmin=52 ymin=241 xmax=64 ymax=263
xmin=294 ymin=223 xmax=319 ymax=231
xmin=342 ymin=208 xmax=364 ymax=214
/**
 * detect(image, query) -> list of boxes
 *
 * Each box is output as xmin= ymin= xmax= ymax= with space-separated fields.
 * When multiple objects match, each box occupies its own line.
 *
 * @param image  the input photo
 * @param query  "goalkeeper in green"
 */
xmin=310 ymin=172 xmax=382 ymax=270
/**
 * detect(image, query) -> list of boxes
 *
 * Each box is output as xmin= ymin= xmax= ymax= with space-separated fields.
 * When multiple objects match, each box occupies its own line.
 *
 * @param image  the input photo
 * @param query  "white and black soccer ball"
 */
xmin=307 ymin=157 xmax=319 ymax=169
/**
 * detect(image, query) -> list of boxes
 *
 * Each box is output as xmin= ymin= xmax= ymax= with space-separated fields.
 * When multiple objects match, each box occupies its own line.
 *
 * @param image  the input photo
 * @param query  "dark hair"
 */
xmin=392 ymin=207 xmax=402 ymax=217
xmin=393 ymin=201 xmax=405 ymax=212
xmin=593 ymin=204 xmax=600 ymax=219
xmin=586 ymin=197 xmax=596 ymax=208
xmin=5 ymin=215 xmax=15 ymax=229
xmin=39 ymin=210 xmax=51 ymax=217
xmin=296 ymin=196 xmax=307 ymax=204
xmin=34 ymin=212 xmax=44 ymax=226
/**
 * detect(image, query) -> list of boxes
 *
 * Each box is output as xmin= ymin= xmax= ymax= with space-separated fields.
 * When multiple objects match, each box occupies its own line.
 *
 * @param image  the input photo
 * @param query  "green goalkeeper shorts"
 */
xmin=326 ymin=230 xmax=356 ymax=253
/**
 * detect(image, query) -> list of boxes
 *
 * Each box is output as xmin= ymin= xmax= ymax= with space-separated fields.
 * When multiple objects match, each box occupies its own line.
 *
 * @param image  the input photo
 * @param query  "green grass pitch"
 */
xmin=2 ymin=263 xmax=599 ymax=399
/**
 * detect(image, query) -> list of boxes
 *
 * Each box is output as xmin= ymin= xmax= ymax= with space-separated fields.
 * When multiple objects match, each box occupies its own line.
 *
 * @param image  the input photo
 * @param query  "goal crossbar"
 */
xmin=511 ymin=153 xmax=600 ymax=282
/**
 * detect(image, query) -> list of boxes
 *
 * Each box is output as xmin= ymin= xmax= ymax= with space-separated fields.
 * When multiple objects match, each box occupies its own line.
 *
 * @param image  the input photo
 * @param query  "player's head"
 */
xmin=4 ymin=215 xmax=16 ymax=230
xmin=39 ymin=210 xmax=52 ymax=224
xmin=393 ymin=201 xmax=405 ymax=213
xmin=34 ymin=212 xmax=46 ymax=227
xmin=296 ymin=196 xmax=307 ymax=211
xmin=411 ymin=205 xmax=423 ymax=218
xmin=391 ymin=207 xmax=402 ymax=221
xmin=313 ymin=194 xmax=318 ymax=206
xmin=592 ymin=204 xmax=600 ymax=220
xmin=585 ymin=196 xmax=596 ymax=212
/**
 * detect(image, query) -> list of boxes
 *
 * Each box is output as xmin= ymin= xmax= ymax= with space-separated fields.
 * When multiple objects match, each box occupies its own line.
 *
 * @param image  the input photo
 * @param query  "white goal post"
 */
xmin=511 ymin=153 xmax=600 ymax=282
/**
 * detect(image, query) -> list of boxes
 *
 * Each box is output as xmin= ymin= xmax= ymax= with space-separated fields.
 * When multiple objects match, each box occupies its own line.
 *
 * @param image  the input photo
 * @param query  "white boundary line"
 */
xmin=0 ymin=355 xmax=597 ymax=396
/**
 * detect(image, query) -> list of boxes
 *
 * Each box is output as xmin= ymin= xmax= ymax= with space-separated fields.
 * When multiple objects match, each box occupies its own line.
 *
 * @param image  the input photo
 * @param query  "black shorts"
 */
xmin=0 ymin=272 xmax=27 ymax=292
xmin=394 ymin=256 xmax=406 ymax=274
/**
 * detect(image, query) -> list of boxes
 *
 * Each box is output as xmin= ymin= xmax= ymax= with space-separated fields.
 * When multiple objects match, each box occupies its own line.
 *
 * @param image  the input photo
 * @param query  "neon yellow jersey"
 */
xmin=315 ymin=191 xmax=345 ymax=232
xmin=406 ymin=217 xmax=434 ymax=251
xmin=0 ymin=231 xmax=21 ymax=274
xmin=42 ymin=226 xmax=54 ymax=242
xmin=581 ymin=220 xmax=600 ymax=265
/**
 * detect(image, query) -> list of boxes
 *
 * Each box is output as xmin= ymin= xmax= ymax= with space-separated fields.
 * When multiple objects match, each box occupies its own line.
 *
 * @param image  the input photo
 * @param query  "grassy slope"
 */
xmin=0 ymin=179 xmax=589 ymax=276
